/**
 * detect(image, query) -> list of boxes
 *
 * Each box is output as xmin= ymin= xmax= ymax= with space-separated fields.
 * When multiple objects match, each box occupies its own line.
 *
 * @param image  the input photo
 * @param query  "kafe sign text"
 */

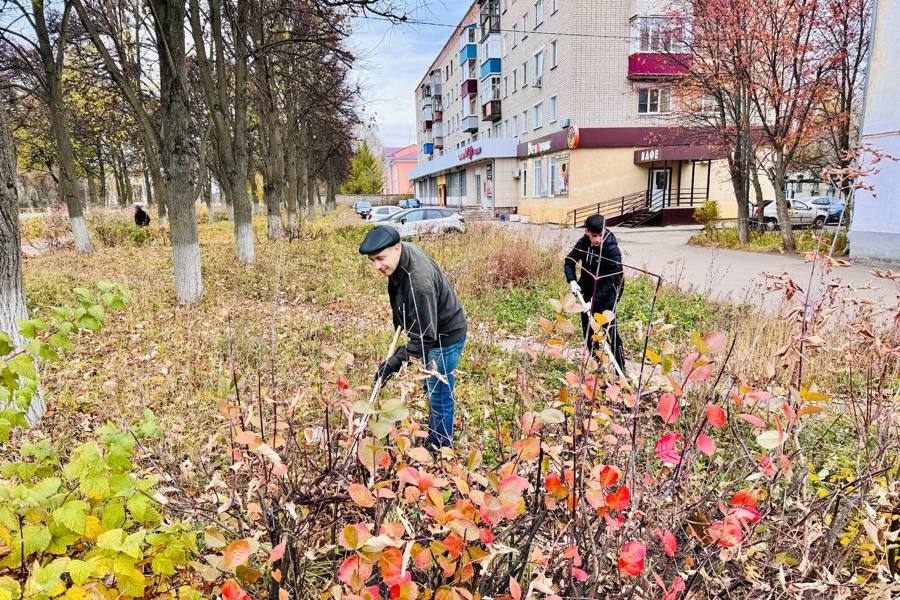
xmin=640 ymin=148 xmax=660 ymax=162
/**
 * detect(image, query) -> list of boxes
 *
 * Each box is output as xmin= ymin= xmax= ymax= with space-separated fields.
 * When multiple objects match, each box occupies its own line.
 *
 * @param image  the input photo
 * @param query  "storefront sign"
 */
xmin=639 ymin=148 xmax=660 ymax=162
xmin=567 ymin=126 xmax=580 ymax=149
xmin=528 ymin=140 xmax=552 ymax=156
xmin=458 ymin=145 xmax=483 ymax=161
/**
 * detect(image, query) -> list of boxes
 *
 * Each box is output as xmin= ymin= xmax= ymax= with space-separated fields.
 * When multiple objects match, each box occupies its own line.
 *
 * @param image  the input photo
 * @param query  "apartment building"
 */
xmin=382 ymin=144 xmax=418 ymax=195
xmin=410 ymin=0 xmax=749 ymax=224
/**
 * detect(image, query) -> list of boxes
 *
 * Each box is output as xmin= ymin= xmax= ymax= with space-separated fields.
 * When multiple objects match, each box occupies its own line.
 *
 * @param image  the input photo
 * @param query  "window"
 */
xmin=513 ymin=24 xmax=518 ymax=45
xmin=638 ymin=17 xmax=675 ymax=52
xmin=522 ymin=62 xmax=528 ymax=87
xmin=504 ymin=120 xmax=510 ymax=137
xmin=521 ymin=161 xmax=528 ymax=197
xmin=549 ymin=95 xmax=558 ymax=122
xmin=504 ymin=76 xmax=509 ymax=98
xmin=502 ymin=34 xmax=508 ymax=57
xmin=535 ymin=1 xmax=544 ymax=26
xmin=512 ymin=115 xmax=519 ymax=136
xmin=552 ymin=0 xmax=559 ymax=12
xmin=638 ymin=88 xmax=672 ymax=114
xmin=522 ymin=110 xmax=529 ymax=131
xmin=512 ymin=70 xmax=517 ymax=91
xmin=521 ymin=14 xmax=528 ymax=38
xmin=549 ymin=154 xmax=569 ymax=196
xmin=534 ymin=50 xmax=544 ymax=84
xmin=501 ymin=0 xmax=507 ymax=12
xmin=533 ymin=159 xmax=547 ymax=197
xmin=551 ymin=40 xmax=558 ymax=67
xmin=534 ymin=102 xmax=543 ymax=128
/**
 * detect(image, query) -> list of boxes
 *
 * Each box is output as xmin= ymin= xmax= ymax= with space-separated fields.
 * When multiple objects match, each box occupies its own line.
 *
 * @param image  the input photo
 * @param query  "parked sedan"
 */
xmin=806 ymin=196 xmax=845 ymax=224
xmin=351 ymin=201 xmax=372 ymax=218
xmin=755 ymin=199 xmax=828 ymax=230
xmin=366 ymin=205 xmax=404 ymax=222
xmin=385 ymin=208 xmax=465 ymax=238
xmin=398 ymin=198 xmax=422 ymax=209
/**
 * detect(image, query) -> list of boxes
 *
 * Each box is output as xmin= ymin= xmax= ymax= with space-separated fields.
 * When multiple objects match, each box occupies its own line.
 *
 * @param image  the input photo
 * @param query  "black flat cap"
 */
xmin=358 ymin=224 xmax=401 ymax=255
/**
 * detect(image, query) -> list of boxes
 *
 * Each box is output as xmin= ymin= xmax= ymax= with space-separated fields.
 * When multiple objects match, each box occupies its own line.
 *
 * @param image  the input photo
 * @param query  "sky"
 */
xmin=350 ymin=1 xmax=472 ymax=150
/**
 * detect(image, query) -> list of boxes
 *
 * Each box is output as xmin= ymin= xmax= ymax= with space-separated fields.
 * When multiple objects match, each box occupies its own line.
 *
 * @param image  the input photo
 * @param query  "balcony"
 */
xmin=462 ymin=115 xmax=479 ymax=133
xmin=433 ymin=121 xmax=444 ymax=137
xmin=423 ymin=143 xmax=434 ymax=155
xmin=432 ymin=83 xmax=442 ymax=97
xmin=628 ymin=52 xmax=691 ymax=79
xmin=433 ymin=110 xmax=443 ymax=122
xmin=480 ymin=58 xmax=501 ymax=80
xmin=481 ymin=99 xmax=502 ymax=122
xmin=461 ymin=78 xmax=478 ymax=97
xmin=479 ymin=0 xmax=500 ymax=41
xmin=433 ymin=136 xmax=444 ymax=149
xmin=423 ymin=120 xmax=433 ymax=132
xmin=459 ymin=43 xmax=477 ymax=64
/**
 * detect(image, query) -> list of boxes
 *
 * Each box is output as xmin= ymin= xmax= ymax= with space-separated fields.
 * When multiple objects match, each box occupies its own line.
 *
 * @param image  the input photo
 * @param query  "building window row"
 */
xmin=638 ymin=87 xmax=672 ymax=114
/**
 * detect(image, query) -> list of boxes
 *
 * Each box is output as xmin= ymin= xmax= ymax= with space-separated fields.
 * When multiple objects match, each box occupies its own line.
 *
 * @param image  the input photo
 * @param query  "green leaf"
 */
xmin=88 ymin=305 xmax=105 ymax=321
xmin=101 ymin=498 xmax=126 ymax=530
xmin=80 ymin=475 xmax=110 ymax=498
xmin=7 ymin=354 xmax=36 ymax=379
xmin=370 ymin=418 xmax=393 ymax=439
xmin=17 ymin=320 xmax=36 ymax=339
xmin=30 ymin=476 xmax=62 ymax=500
xmin=0 ymin=333 xmax=14 ymax=356
xmin=48 ymin=333 xmax=73 ymax=351
xmin=77 ymin=315 xmax=100 ymax=333
xmin=351 ymin=400 xmax=376 ymax=415
xmin=151 ymin=554 xmax=176 ymax=575
xmin=74 ymin=287 xmax=95 ymax=305
xmin=67 ymin=558 xmax=96 ymax=585
xmin=22 ymin=524 xmax=52 ymax=557
xmin=52 ymin=500 xmax=89 ymax=534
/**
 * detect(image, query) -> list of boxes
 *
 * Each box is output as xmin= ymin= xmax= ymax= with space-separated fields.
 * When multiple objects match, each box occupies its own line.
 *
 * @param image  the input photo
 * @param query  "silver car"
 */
xmin=757 ymin=199 xmax=828 ymax=230
xmin=385 ymin=208 xmax=466 ymax=238
xmin=366 ymin=205 xmax=404 ymax=222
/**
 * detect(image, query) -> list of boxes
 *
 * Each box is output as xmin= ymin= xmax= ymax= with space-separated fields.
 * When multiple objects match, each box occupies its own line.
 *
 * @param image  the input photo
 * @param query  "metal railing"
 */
xmin=566 ymin=188 xmax=709 ymax=228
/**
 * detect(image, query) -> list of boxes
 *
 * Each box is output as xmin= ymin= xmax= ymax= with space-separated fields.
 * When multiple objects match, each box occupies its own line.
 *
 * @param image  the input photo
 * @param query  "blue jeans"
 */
xmin=423 ymin=335 xmax=466 ymax=448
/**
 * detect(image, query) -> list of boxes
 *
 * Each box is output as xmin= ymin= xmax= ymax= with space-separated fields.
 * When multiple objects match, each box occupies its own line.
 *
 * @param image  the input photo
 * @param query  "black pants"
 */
xmin=580 ymin=298 xmax=626 ymax=373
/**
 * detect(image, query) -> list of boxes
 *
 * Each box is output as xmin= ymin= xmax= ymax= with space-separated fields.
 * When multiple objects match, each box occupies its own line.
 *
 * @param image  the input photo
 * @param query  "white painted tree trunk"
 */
xmin=0 ymin=103 xmax=45 ymax=424
xmin=159 ymin=214 xmax=169 ymax=228
xmin=172 ymin=240 xmax=203 ymax=304
xmin=71 ymin=215 xmax=92 ymax=252
xmin=287 ymin=210 xmax=297 ymax=231
xmin=235 ymin=220 xmax=255 ymax=264
xmin=267 ymin=213 xmax=283 ymax=240
xmin=227 ymin=203 xmax=234 ymax=221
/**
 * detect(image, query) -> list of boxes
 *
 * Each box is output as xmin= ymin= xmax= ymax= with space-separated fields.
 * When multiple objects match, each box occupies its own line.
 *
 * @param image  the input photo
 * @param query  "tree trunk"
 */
xmin=153 ymin=0 xmax=202 ymax=303
xmin=87 ymin=175 xmax=99 ymax=206
xmin=144 ymin=168 xmax=154 ymax=206
xmin=0 ymin=103 xmax=44 ymax=424
xmin=97 ymin=144 xmax=108 ymax=205
xmin=772 ymin=167 xmax=795 ymax=252
xmin=285 ymin=133 xmax=299 ymax=230
xmin=205 ymin=169 xmax=214 ymax=224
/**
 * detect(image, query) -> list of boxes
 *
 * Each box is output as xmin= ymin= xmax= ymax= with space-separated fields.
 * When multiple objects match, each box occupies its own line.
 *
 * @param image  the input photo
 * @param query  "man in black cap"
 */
xmin=134 ymin=204 xmax=151 ymax=227
xmin=564 ymin=214 xmax=626 ymax=371
xmin=359 ymin=225 xmax=467 ymax=448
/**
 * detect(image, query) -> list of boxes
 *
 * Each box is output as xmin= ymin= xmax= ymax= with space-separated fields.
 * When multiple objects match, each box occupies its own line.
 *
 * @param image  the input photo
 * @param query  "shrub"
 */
xmin=693 ymin=200 xmax=720 ymax=234
xmin=89 ymin=214 xmax=167 ymax=248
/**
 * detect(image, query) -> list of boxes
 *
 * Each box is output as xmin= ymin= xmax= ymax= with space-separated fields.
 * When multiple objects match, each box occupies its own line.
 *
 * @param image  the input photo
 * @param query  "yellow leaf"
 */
xmin=83 ymin=516 xmax=102 ymax=542
xmin=797 ymin=406 xmax=824 ymax=417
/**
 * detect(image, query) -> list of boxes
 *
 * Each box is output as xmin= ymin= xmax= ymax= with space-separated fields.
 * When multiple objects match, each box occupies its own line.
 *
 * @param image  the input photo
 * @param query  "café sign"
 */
xmin=527 ymin=140 xmax=553 ymax=156
xmin=639 ymin=148 xmax=660 ymax=162
xmin=458 ymin=145 xmax=483 ymax=161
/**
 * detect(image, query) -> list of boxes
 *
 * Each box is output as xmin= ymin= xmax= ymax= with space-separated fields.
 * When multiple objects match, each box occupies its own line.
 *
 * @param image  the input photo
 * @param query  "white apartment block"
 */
xmin=409 ymin=0 xmax=743 ymax=225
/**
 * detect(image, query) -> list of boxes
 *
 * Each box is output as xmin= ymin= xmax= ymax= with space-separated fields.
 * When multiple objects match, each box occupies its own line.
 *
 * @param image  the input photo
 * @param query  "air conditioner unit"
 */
xmin=512 ymin=169 xmax=521 ymax=178
xmin=561 ymin=118 xmax=572 ymax=128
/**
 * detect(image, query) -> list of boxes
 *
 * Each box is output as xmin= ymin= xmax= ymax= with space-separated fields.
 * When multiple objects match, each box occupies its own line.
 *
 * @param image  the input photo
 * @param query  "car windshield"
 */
xmin=387 ymin=209 xmax=413 ymax=222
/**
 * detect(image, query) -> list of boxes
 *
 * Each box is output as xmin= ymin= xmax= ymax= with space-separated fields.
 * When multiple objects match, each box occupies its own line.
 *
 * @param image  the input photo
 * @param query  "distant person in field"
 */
xmin=359 ymin=225 xmax=467 ymax=449
xmin=564 ymin=214 xmax=626 ymax=371
xmin=134 ymin=204 xmax=151 ymax=227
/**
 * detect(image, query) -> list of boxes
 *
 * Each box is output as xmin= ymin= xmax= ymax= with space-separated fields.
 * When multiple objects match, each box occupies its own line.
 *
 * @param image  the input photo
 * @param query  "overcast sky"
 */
xmin=350 ymin=2 xmax=471 ymax=149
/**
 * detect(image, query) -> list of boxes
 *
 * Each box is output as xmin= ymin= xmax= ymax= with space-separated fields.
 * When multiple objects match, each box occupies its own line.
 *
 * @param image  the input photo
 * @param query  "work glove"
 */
xmin=374 ymin=361 xmax=395 ymax=387
xmin=569 ymin=280 xmax=581 ymax=296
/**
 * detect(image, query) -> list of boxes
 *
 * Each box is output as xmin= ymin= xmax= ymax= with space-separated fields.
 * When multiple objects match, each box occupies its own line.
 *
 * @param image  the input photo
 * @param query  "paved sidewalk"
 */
xmin=497 ymin=222 xmax=899 ymax=312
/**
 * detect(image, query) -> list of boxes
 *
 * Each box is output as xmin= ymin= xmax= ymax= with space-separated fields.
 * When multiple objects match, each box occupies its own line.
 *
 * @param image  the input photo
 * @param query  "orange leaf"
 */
xmin=696 ymin=433 xmax=716 ymax=456
xmin=657 ymin=393 xmax=680 ymax=424
xmin=617 ymin=541 xmax=646 ymax=577
xmin=605 ymin=485 xmax=630 ymax=510
xmin=269 ymin=539 xmax=286 ymax=563
xmin=597 ymin=465 xmax=620 ymax=487
xmin=706 ymin=404 xmax=726 ymax=428
xmin=348 ymin=483 xmax=376 ymax=508
xmin=221 ymin=579 xmax=250 ymax=600
xmin=380 ymin=546 xmax=405 ymax=586
xmin=223 ymin=540 xmax=252 ymax=570
xmin=509 ymin=576 xmax=522 ymax=600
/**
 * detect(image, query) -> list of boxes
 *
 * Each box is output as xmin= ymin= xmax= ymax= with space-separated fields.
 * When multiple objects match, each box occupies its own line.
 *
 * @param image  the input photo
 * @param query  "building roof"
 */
xmin=384 ymin=144 xmax=418 ymax=160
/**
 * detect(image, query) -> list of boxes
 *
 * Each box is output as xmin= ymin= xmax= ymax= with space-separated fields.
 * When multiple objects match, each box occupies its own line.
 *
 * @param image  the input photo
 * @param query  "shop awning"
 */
xmin=634 ymin=144 xmax=728 ymax=164
xmin=409 ymin=138 xmax=518 ymax=180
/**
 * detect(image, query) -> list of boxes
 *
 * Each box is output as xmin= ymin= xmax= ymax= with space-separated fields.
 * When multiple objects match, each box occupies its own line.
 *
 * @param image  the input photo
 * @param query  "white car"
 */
xmin=756 ymin=199 xmax=828 ymax=230
xmin=366 ymin=205 xmax=404 ymax=222
xmin=385 ymin=208 xmax=466 ymax=238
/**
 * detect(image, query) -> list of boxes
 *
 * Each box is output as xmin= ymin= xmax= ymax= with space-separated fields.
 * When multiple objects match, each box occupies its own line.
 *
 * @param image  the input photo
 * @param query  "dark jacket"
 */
xmin=384 ymin=243 xmax=467 ymax=375
xmin=564 ymin=232 xmax=624 ymax=307
xmin=134 ymin=209 xmax=150 ymax=227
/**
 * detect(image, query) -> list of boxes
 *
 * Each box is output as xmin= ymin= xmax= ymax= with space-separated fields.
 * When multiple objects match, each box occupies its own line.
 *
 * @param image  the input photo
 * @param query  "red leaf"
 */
xmin=572 ymin=567 xmax=588 ymax=582
xmin=605 ymin=485 xmax=631 ymax=511
xmin=509 ymin=576 xmax=522 ymax=600
xmin=221 ymin=580 xmax=251 ymax=600
xmin=479 ymin=528 xmax=494 ymax=545
xmin=740 ymin=414 xmax=766 ymax=428
xmin=499 ymin=474 xmax=529 ymax=495
xmin=657 ymin=392 xmax=680 ymax=424
xmin=655 ymin=433 xmax=681 ymax=464
xmin=544 ymin=473 xmax=567 ymax=499
xmin=706 ymin=404 xmax=726 ymax=428
xmin=597 ymin=465 xmax=620 ymax=487
xmin=348 ymin=483 xmax=376 ymax=508
xmin=223 ymin=540 xmax=252 ymax=570
xmin=379 ymin=547 xmax=405 ymax=586
xmin=656 ymin=528 xmax=677 ymax=557
xmin=338 ymin=555 xmax=372 ymax=588
xmin=731 ymin=489 xmax=758 ymax=508
xmin=617 ymin=541 xmax=646 ymax=577
xmin=663 ymin=577 xmax=686 ymax=600
xmin=696 ymin=433 xmax=716 ymax=456
xmin=268 ymin=539 xmax=286 ymax=563
xmin=708 ymin=518 xmax=742 ymax=548
xmin=760 ymin=454 xmax=776 ymax=478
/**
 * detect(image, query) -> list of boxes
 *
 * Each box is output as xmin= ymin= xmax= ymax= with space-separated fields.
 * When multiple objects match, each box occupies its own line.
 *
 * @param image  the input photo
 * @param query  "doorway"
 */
xmin=475 ymin=173 xmax=482 ymax=208
xmin=650 ymin=168 xmax=671 ymax=210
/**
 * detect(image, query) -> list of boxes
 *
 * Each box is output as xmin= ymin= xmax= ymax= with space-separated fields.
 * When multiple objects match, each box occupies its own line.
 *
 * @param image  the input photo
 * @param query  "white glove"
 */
xmin=569 ymin=280 xmax=581 ymax=296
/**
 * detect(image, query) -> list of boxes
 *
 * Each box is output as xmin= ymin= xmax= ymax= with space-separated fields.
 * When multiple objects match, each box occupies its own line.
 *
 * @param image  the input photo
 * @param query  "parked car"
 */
xmin=385 ymin=208 xmax=465 ymax=238
xmin=366 ymin=205 xmax=404 ymax=222
xmin=806 ymin=196 xmax=845 ymax=224
xmin=398 ymin=198 xmax=422 ymax=209
xmin=754 ymin=199 xmax=828 ymax=230
xmin=352 ymin=201 xmax=372 ymax=218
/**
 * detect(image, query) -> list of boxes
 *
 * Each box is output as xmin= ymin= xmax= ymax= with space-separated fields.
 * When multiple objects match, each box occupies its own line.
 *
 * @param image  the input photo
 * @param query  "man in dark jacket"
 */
xmin=134 ymin=204 xmax=151 ymax=227
xmin=564 ymin=214 xmax=626 ymax=371
xmin=359 ymin=225 xmax=467 ymax=448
